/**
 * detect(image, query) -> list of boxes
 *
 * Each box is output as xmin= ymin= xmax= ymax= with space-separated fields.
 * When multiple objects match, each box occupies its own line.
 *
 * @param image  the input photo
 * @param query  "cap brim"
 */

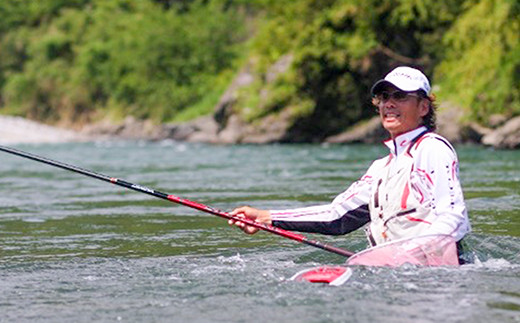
xmin=370 ymin=80 xmax=393 ymax=96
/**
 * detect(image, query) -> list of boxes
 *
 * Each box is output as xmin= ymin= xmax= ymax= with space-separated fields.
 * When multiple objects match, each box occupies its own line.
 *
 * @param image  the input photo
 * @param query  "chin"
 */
xmin=382 ymin=121 xmax=400 ymax=131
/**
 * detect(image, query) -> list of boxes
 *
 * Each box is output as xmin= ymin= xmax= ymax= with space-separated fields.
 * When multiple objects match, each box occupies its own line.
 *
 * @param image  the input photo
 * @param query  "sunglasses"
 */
xmin=374 ymin=90 xmax=421 ymax=103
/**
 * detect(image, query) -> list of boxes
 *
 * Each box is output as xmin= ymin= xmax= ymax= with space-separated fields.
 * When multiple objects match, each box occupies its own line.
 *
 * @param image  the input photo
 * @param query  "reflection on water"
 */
xmin=0 ymin=141 xmax=519 ymax=322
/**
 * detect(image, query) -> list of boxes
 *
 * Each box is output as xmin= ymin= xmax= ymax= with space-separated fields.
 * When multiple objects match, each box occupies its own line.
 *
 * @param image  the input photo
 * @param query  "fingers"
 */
xmin=227 ymin=212 xmax=246 ymax=229
xmin=227 ymin=219 xmax=259 ymax=235
xmin=230 ymin=206 xmax=253 ymax=217
xmin=230 ymin=206 xmax=272 ymax=224
xmin=228 ymin=206 xmax=261 ymax=235
xmin=227 ymin=209 xmax=247 ymax=226
xmin=243 ymin=225 xmax=259 ymax=235
xmin=228 ymin=206 xmax=254 ymax=224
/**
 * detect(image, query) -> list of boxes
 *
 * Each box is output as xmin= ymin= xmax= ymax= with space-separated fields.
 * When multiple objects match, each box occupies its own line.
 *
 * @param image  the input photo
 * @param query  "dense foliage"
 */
xmin=0 ymin=0 xmax=245 ymax=124
xmin=435 ymin=0 xmax=520 ymax=122
xmin=0 ymin=0 xmax=518 ymax=134
xmin=241 ymin=0 xmax=519 ymax=139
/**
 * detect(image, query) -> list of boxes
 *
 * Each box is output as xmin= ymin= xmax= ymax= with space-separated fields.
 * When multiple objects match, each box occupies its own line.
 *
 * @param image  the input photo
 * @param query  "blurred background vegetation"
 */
xmin=0 ymin=0 xmax=518 ymax=137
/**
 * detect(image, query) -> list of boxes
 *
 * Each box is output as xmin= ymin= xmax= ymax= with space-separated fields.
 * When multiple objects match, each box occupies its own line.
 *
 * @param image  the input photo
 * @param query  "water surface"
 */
xmin=0 ymin=142 xmax=518 ymax=322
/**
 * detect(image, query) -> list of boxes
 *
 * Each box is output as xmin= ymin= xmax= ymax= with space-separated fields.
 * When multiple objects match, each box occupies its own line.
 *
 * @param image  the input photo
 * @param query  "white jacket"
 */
xmin=270 ymin=126 xmax=471 ymax=245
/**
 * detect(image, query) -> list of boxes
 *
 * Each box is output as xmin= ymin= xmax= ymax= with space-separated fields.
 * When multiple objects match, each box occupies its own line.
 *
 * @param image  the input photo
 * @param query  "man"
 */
xmin=229 ymin=66 xmax=471 ymax=264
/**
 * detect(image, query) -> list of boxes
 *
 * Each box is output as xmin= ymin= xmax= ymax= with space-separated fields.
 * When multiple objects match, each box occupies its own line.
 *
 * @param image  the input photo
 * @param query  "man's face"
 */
xmin=376 ymin=86 xmax=429 ymax=138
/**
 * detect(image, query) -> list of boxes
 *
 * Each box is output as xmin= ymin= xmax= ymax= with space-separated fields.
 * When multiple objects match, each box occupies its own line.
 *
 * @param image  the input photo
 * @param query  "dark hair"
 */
xmin=421 ymin=91 xmax=437 ymax=132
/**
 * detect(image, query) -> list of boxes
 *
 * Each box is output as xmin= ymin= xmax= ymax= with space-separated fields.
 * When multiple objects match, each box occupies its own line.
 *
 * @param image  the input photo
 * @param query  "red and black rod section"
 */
xmin=0 ymin=145 xmax=354 ymax=258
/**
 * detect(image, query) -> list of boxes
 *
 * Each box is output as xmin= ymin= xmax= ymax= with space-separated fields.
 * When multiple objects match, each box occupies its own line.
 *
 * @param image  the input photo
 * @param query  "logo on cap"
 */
xmin=371 ymin=66 xmax=431 ymax=95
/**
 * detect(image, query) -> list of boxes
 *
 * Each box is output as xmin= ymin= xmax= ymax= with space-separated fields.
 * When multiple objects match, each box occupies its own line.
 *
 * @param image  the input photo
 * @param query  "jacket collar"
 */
xmin=384 ymin=126 xmax=428 ymax=156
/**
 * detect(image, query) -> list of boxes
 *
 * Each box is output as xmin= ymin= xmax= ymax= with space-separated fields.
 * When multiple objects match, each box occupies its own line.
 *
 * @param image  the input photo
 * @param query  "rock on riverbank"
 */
xmin=1 ymin=109 xmax=519 ymax=149
xmin=0 ymin=115 xmax=87 ymax=144
xmin=156 ymin=102 xmax=519 ymax=149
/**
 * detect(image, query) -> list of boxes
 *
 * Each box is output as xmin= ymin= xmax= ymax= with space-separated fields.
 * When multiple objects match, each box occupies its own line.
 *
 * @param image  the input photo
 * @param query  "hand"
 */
xmin=228 ymin=206 xmax=272 ymax=235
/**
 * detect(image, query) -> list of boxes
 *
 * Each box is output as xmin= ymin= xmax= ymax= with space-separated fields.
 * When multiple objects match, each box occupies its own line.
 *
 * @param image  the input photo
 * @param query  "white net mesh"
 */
xmin=346 ymin=234 xmax=459 ymax=267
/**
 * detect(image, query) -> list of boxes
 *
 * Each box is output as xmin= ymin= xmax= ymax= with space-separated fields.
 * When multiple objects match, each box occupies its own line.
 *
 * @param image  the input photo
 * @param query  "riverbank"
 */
xmin=0 ymin=116 xmax=88 ymax=144
xmin=79 ymin=101 xmax=520 ymax=149
xmin=1 ymin=110 xmax=519 ymax=149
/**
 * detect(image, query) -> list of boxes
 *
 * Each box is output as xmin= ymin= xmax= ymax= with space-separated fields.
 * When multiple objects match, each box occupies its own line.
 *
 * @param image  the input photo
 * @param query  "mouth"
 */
xmin=383 ymin=111 xmax=400 ymax=119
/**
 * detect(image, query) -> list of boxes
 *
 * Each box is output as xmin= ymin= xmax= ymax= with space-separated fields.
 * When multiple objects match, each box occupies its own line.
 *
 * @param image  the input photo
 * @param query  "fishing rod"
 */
xmin=0 ymin=145 xmax=354 ymax=258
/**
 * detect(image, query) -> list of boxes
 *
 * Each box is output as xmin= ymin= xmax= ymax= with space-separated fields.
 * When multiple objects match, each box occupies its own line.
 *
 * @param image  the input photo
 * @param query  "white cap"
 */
xmin=371 ymin=66 xmax=431 ymax=95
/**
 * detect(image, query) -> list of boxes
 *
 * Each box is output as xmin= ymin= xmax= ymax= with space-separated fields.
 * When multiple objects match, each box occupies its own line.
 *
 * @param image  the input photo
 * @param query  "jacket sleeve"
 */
xmin=411 ymin=136 xmax=471 ymax=241
xmin=270 ymin=161 xmax=382 ymax=235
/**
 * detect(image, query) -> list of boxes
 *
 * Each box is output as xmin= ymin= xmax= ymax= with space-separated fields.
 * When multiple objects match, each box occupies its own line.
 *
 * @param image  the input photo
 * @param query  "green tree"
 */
xmin=0 ymin=0 xmax=518 ymax=135
xmin=436 ymin=0 xmax=520 ymax=122
xmin=1 ymin=0 xmax=245 ymax=123
xmin=236 ymin=0 xmax=467 ymax=141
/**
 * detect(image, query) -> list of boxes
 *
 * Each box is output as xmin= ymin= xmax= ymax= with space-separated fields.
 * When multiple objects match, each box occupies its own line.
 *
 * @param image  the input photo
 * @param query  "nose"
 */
xmin=381 ymin=99 xmax=397 ymax=110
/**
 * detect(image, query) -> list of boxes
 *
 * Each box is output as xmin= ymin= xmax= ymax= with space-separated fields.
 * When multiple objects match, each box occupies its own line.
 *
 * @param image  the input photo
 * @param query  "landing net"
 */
xmin=346 ymin=234 xmax=459 ymax=267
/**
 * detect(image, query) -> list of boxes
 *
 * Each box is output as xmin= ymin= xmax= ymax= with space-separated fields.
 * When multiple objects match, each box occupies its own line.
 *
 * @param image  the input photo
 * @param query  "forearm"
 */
xmin=272 ymin=204 xmax=370 ymax=235
xmin=269 ymin=164 xmax=376 ymax=235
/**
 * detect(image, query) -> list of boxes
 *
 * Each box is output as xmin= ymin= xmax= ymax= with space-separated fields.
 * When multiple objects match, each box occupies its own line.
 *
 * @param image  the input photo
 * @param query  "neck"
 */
xmin=389 ymin=125 xmax=425 ymax=140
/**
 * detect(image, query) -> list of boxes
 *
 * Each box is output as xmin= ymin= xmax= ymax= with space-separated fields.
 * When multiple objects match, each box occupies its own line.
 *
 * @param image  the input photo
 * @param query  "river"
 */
xmin=0 ymin=141 xmax=519 ymax=322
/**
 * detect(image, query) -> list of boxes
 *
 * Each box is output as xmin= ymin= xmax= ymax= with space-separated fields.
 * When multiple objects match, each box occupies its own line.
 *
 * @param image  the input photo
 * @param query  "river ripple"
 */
xmin=0 ymin=141 xmax=518 ymax=322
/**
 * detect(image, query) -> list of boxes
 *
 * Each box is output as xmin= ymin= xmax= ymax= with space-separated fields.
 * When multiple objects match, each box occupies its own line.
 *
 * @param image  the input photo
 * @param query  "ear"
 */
xmin=418 ymin=99 xmax=429 ymax=117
